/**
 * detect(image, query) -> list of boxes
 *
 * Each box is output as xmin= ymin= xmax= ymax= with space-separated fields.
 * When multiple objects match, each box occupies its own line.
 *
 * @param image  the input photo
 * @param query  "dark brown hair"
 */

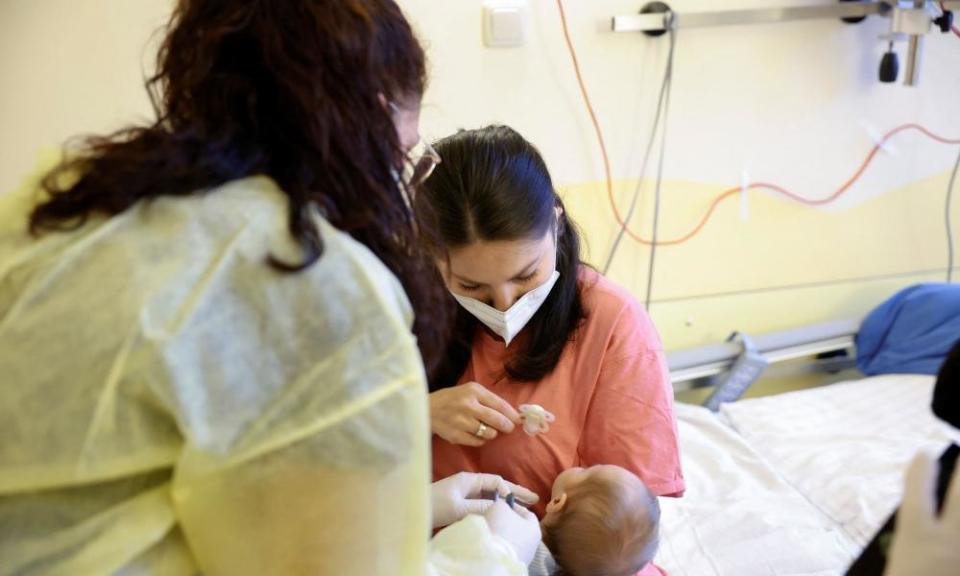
xmin=417 ymin=125 xmax=586 ymax=388
xmin=544 ymin=472 xmax=660 ymax=576
xmin=28 ymin=0 xmax=449 ymax=372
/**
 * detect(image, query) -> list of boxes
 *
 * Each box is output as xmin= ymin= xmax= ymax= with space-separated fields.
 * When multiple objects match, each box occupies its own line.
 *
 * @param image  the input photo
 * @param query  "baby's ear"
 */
xmin=546 ymin=492 xmax=568 ymax=514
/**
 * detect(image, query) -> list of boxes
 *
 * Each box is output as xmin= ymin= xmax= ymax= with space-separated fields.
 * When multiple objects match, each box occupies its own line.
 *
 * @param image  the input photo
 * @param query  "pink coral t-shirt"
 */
xmin=432 ymin=267 xmax=684 ymax=575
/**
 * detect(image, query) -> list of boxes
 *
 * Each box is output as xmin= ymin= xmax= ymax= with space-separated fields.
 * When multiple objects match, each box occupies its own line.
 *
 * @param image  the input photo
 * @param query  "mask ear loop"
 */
xmin=553 ymin=198 xmax=566 ymax=263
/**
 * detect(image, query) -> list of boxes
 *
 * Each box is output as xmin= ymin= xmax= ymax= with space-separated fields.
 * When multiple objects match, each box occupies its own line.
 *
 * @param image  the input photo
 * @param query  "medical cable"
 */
xmin=644 ymin=20 xmax=677 ymax=310
xmin=555 ymin=0 xmax=615 ymax=230
xmin=556 ymin=3 xmax=960 ymax=249
xmin=947 ymin=146 xmax=960 ymax=282
xmin=602 ymin=16 xmax=676 ymax=277
xmin=637 ymin=125 xmax=960 ymax=246
xmin=601 ymin=60 xmax=664 ymax=276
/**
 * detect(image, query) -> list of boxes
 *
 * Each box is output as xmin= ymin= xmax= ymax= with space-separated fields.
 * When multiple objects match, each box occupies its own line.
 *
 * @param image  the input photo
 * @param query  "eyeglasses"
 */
xmin=388 ymin=100 xmax=441 ymax=188
xmin=407 ymin=138 xmax=441 ymax=189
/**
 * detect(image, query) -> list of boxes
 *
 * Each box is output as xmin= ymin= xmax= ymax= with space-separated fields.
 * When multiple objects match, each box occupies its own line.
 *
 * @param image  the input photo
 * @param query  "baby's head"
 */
xmin=541 ymin=465 xmax=660 ymax=576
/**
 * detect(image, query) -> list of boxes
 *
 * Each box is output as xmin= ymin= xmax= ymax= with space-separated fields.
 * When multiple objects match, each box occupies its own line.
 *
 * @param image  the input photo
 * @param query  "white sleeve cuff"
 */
xmin=427 ymin=515 xmax=527 ymax=576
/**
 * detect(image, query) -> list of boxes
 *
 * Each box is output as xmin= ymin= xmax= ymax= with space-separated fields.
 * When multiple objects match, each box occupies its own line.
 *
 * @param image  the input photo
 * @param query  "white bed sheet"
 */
xmin=655 ymin=402 xmax=858 ymax=576
xmin=720 ymin=374 xmax=957 ymax=548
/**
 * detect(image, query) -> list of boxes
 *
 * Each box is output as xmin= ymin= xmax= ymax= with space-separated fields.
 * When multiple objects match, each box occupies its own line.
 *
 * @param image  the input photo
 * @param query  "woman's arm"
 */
xmin=171 ymin=365 xmax=433 ymax=575
xmin=577 ymin=303 xmax=685 ymax=497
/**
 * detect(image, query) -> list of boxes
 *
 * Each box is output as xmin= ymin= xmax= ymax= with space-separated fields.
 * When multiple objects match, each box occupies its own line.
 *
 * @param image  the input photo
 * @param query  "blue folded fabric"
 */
xmin=856 ymin=283 xmax=960 ymax=376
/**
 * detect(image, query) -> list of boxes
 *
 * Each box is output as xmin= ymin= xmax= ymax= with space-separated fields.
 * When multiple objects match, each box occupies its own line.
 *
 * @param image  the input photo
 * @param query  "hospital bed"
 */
xmin=655 ymin=321 xmax=958 ymax=575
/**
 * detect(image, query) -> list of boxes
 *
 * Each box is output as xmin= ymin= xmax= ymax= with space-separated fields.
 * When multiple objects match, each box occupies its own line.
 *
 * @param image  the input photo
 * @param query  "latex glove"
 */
xmin=430 ymin=382 xmax=520 ymax=447
xmin=483 ymin=499 xmax=542 ymax=566
xmin=431 ymin=472 xmax=540 ymax=529
xmin=884 ymin=451 xmax=960 ymax=576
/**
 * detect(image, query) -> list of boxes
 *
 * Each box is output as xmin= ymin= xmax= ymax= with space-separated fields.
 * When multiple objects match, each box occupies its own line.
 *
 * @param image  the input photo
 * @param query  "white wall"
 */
xmin=0 ymin=0 xmax=171 ymax=194
xmin=408 ymin=0 xmax=960 ymax=195
xmin=7 ymin=1 xmax=956 ymax=196
xmin=401 ymin=0 xmax=960 ymax=347
xmin=2 ymin=0 xmax=958 ymax=348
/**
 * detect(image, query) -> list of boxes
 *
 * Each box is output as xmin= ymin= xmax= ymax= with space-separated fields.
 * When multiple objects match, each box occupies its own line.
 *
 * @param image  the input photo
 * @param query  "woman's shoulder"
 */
xmin=316 ymin=216 xmax=415 ymax=328
xmin=195 ymin=176 xmax=414 ymax=326
xmin=576 ymin=266 xmax=641 ymax=317
xmin=221 ymin=177 xmax=413 ymax=329
xmin=50 ymin=175 xmax=416 ymax=338
xmin=576 ymin=266 xmax=662 ymax=352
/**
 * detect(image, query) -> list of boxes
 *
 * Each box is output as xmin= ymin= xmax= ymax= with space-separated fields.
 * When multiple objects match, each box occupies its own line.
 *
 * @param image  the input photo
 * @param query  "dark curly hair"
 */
xmin=28 ymin=0 xmax=449 ymax=373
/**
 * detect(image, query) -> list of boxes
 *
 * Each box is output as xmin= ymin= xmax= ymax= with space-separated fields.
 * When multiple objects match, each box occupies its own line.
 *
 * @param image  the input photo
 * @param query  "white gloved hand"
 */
xmin=431 ymin=472 xmax=540 ymax=530
xmin=483 ymin=499 xmax=542 ymax=566
xmin=884 ymin=451 xmax=960 ymax=576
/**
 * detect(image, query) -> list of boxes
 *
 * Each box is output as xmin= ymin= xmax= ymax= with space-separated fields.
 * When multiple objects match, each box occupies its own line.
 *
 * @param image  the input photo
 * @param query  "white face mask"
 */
xmin=451 ymin=270 xmax=560 ymax=346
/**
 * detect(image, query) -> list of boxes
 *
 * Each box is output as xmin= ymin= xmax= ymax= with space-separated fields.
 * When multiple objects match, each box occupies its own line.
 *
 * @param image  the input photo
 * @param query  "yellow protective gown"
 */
xmin=0 ymin=175 xmax=525 ymax=576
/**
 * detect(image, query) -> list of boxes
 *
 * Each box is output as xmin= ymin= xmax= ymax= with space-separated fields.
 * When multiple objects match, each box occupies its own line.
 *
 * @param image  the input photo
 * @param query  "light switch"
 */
xmin=483 ymin=1 xmax=528 ymax=48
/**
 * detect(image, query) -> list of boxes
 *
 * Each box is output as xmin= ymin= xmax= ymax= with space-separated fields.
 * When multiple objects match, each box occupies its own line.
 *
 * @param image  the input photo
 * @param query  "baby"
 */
xmin=530 ymin=464 xmax=661 ymax=576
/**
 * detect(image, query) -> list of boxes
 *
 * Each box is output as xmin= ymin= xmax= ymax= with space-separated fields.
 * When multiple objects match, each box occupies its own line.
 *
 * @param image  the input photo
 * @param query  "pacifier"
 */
xmin=518 ymin=404 xmax=555 ymax=436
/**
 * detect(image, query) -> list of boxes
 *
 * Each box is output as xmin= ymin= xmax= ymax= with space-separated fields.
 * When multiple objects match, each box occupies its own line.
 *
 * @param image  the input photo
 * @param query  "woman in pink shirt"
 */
xmin=417 ymin=125 xmax=684 ymax=573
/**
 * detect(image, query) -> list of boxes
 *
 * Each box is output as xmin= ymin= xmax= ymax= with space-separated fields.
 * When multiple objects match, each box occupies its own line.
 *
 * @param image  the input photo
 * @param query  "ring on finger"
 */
xmin=475 ymin=422 xmax=488 ymax=438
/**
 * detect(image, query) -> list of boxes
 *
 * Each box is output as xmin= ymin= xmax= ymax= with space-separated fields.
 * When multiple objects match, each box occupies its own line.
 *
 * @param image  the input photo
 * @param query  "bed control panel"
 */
xmin=704 ymin=333 xmax=769 ymax=411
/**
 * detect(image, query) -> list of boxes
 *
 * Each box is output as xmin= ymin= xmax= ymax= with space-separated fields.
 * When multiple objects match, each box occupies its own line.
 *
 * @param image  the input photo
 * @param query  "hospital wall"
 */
xmin=1 ymin=0 xmax=958 ymax=351
xmin=402 ymin=0 xmax=960 ymax=349
xmin=0 ymin=0 xmax=172 ymax=189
